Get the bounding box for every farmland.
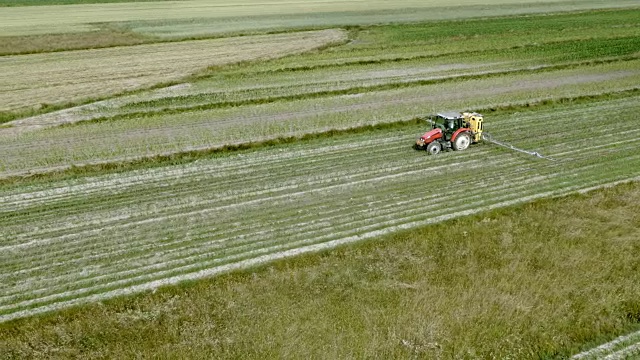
[3,9,640,176]
[2,95,640,321]
[3,62,640,177]
[1,0,640,358]
[0,29,347,115]
[2,0,638,37]
[2,180,639,358]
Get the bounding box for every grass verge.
[1,180,638,359]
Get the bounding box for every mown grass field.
[1,178,639,359]
[3,0,638,37]
[1,1,640,358]
[0,29,346,114]
[2,95,640,322]
[2,9,640,176]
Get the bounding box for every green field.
[2,9,640,176]
[1,0,639,54]
[0,29,346,115]
[2,0,639,37]
[1,0,640,358]
[1,178,639,358]
[2,95,640,321]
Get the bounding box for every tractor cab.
[434,112,465,140]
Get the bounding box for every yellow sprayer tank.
[463,112,483,142]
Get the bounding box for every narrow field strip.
[62,56,639,124]
[5,63,640,141]
[1,97,640,321]
[0,135,408,210]
[0,148,492,249]
[0,143,552,248]
[114,52,640,117]
[0,139,415,238]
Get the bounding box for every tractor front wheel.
[453,132,471,151]
[426,141,441,155]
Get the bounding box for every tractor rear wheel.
[453,132,471,151]
[426,141,441,155]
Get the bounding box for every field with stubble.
[0,30,347,115]
[1,1,639,358]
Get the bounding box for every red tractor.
[414,112,484,155]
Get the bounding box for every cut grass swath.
[1,96,639,322]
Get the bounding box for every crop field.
[3,181,640,358]
[1,0,640,358]
[3,8,639,120]
[2,0,639,56]
[2,61,640,176]
[2,94,640,320]
[0,29,346,114]
[2,0,639,37]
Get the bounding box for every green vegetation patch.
[1,181,638,359]
[230,8,640,72]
